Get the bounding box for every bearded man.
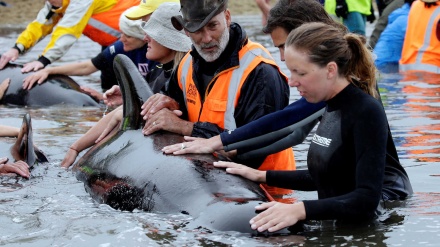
[140,0,294,171]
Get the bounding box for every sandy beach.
[0,0,262,31]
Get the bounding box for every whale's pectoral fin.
[10,113,48,168]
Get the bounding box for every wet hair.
[173,51,187,71]
[263,0,347,34]
[286,22,378,98]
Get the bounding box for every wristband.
[37,55,51,67]
[12,44,22,53]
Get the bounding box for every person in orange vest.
[399,0,440,73]
[0,0,138,74]
[140,0,295,173]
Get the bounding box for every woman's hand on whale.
[0,48,19,69]
[249,201,306,233]
[162,135,223,155]
[0,78,11,99]
[213,161,266,183]
[22,69,50,90]
[21,61,44,73]
[61,148,79,168]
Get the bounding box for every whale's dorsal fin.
[10,113,48,167]
[113,54,155,131]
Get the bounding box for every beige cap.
[125,0,180,20]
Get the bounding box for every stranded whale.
[73,54,282,234]
[0,63,99,107]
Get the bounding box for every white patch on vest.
[138,63,149,76]
[109,45,115,55]
[312,133,332,147]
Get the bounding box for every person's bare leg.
[255,0,271,26]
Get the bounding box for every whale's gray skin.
[72,54,285,234]
[0,63,100,107]
[0,113,48,169]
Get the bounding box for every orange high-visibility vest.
[399,1,440,73]
[177,41,295,171]
[83,0,139,47]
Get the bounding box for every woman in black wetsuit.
[213,22,413,233]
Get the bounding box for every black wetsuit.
[263,84,413,221]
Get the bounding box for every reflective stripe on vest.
[180,55,192,112]
[181,46,275,130]
[224,47,274,130]
[87,18,120,38]
[400,5,440,73]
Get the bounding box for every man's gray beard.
[192,27,230,62]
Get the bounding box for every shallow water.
[0,15,439,246]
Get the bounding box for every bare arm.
[0,125,20,137]
[23,60,98,89]
[51,60,98,76]
[61,106,121,168]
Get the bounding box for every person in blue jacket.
[373,0,415,71]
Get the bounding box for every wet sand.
[0,0,263,32]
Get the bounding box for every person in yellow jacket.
[399,0,440,73]
[324,0,372,35]
[0,0,138,74]
[140,0,295,172]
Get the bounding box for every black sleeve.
[236,118,319,160]
[221,99,325,152]
[266,170,317,191]
[91,52,107,71]
[91,52,117,88]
